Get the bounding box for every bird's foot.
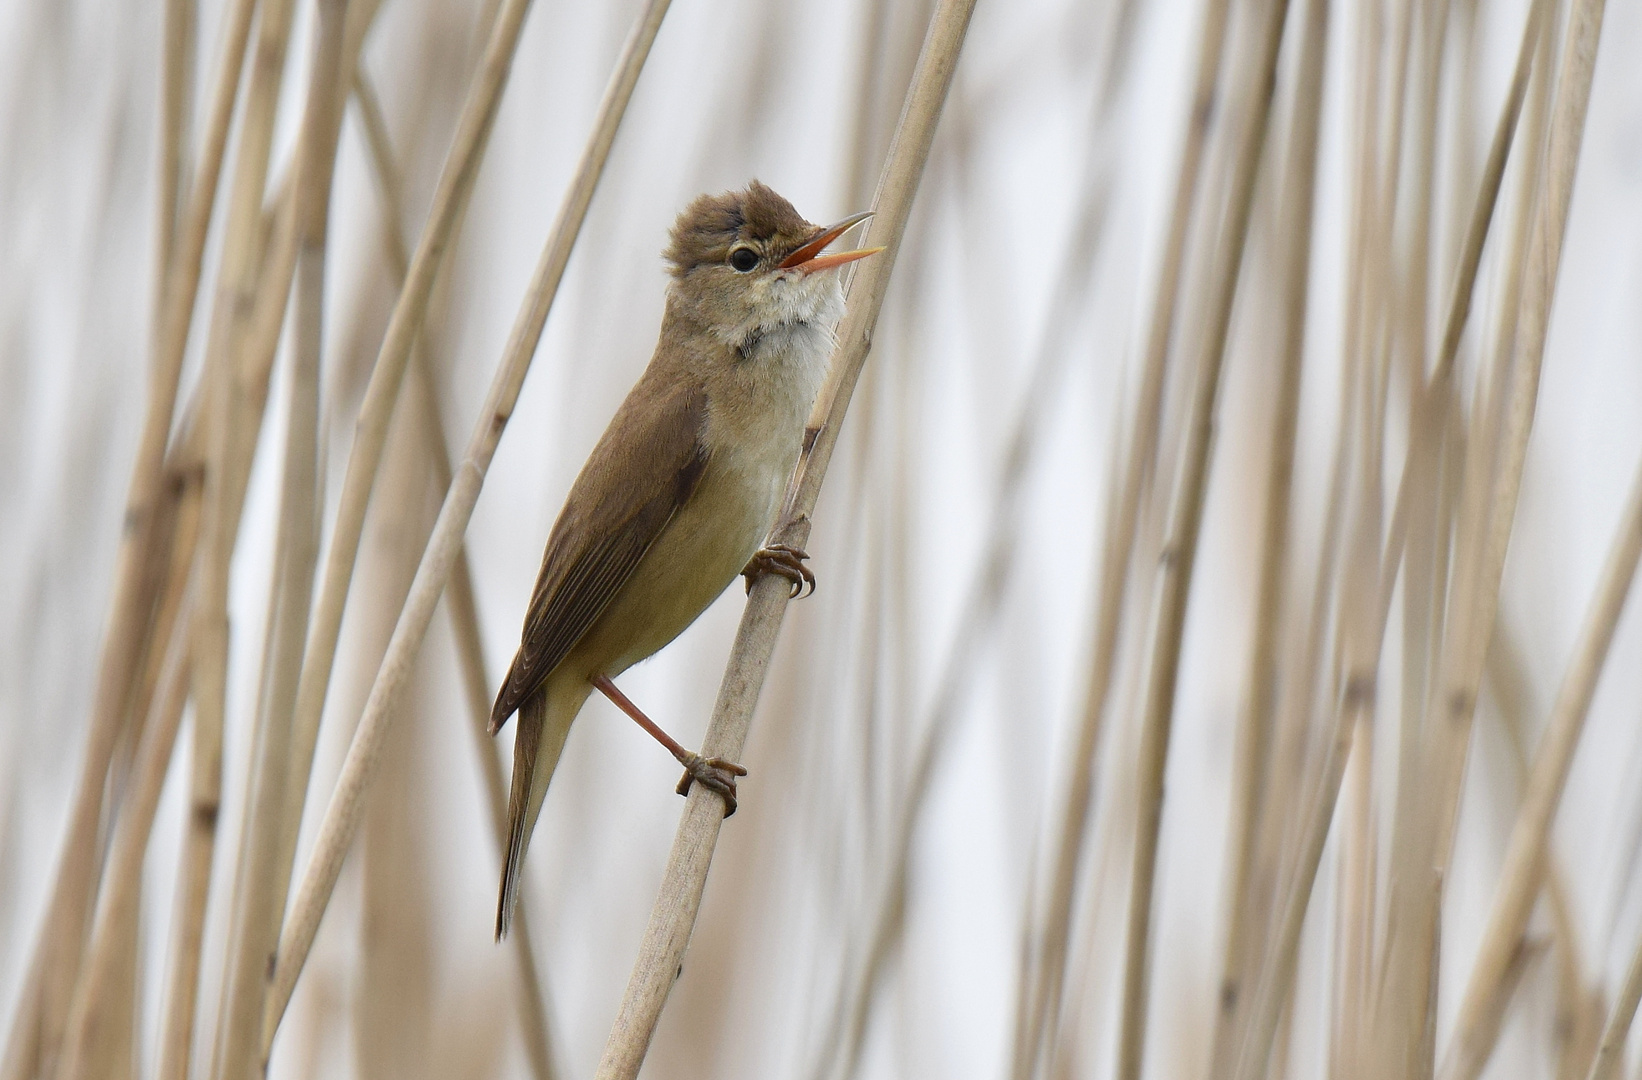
[742,544,815,598]
[675,751,749,817]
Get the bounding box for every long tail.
[496,684,581,940]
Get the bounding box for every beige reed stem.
[1112,0,1293,1067]
[1379,0,1608,1059]
[0,4,255,1075]
[1583,916,1642,1080]
[212,1,353,1077]
[1205,0,1327,1063]
[163,0,301,1073]
[262,0,674,1049]
[1227,0,1557,1064]
[352,63,559,1080]
[271,0,538,936]
[1439,451,1642,1080]
[56,622,191,1080]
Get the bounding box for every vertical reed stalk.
[353,65,559,1079]
[1014,0,1229,1064]
[0,3,257,1075]
[1113,0,1293,1069]
[1485,626,1599,1080]
[161,0,301,1073]
[1206,0,1327,1064]
[1382,0,1606,1059]
[821,154,1111,1080]
[1234,257,1391,1080]
[1439,463,1642,1080]
[156,0,195,330]
[213,1,352,1076]
[272,0,540,923]
[1373,0,1548,1060]
[1003,5,1146,1073]
[1583,924,1642,1080]
[56,624,191,1080]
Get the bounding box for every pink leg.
[592,674,747,816]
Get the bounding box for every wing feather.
[489,377,709,730]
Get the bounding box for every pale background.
[2,0,1642,1077]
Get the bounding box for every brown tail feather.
[496,690,544,940]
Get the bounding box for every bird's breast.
[573,320,832,677]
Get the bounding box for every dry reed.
[5,0,1639,1078]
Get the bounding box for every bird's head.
[663,181,881,353]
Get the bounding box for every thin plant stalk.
[162,0,302,1073]
[1232,0,1551,1060]
[353,65,558,1080]
[1057,25,1240,1033]
[814,157,1108,1080]
[48,452,205,1080]
[439,409,562,1080]
[1376,0,1547,615]
[263,0,674,1046]
[1206,0,1327,1063]
[157,0,196,335]
[0,2,257,1074]
[1002,1,1150,1070]
[1486,624,1600,1080]
[1371,6,1546,1061]
[809,52,1124,1080]
[213,0,352,1076]
[1381,0,1607,1055]
[1234,266,1390,1080]
[1332,686,1378,1080]
[1113,0,1293,1067]
[591,2,977,1075]
[272,0,541,925]
[1583,925,1642,1080]
[56,623,191,1080]
[1439,457,1642,1080]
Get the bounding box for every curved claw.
[742,544,816,599]
[676,752,749,817]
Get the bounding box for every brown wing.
[489,375,710,731]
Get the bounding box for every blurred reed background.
[2,0,1642,1076]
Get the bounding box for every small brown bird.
[488,182,881,938]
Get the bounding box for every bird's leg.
[591,674,747,816]
[742,543,815,598]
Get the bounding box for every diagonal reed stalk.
[1009,0,1219,1056]
[1486,625,1602,1080]
[55,616,192,1080]
[820,136,1113,1080]
[0,2,255,1075]
[1226,0,1556,1064]
[1583,907,1642,1080]
[1203,0,1327,1063]
[590,2,976,1076]
[262,0,675,1051]
[1439,376,1642,1080]
[162,0,303,1073]
[1377,0,1608,1062]
[812,21,1135,1076]
[271,0,538,943]
[211,1,359,1077]
[1112,0,1295,1069]
[352,63,559,1080]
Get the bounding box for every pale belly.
[563,306,832,682]
[563,451,789,679]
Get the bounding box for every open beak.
[779,210,885,274]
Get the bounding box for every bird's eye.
[728,247,759,272]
